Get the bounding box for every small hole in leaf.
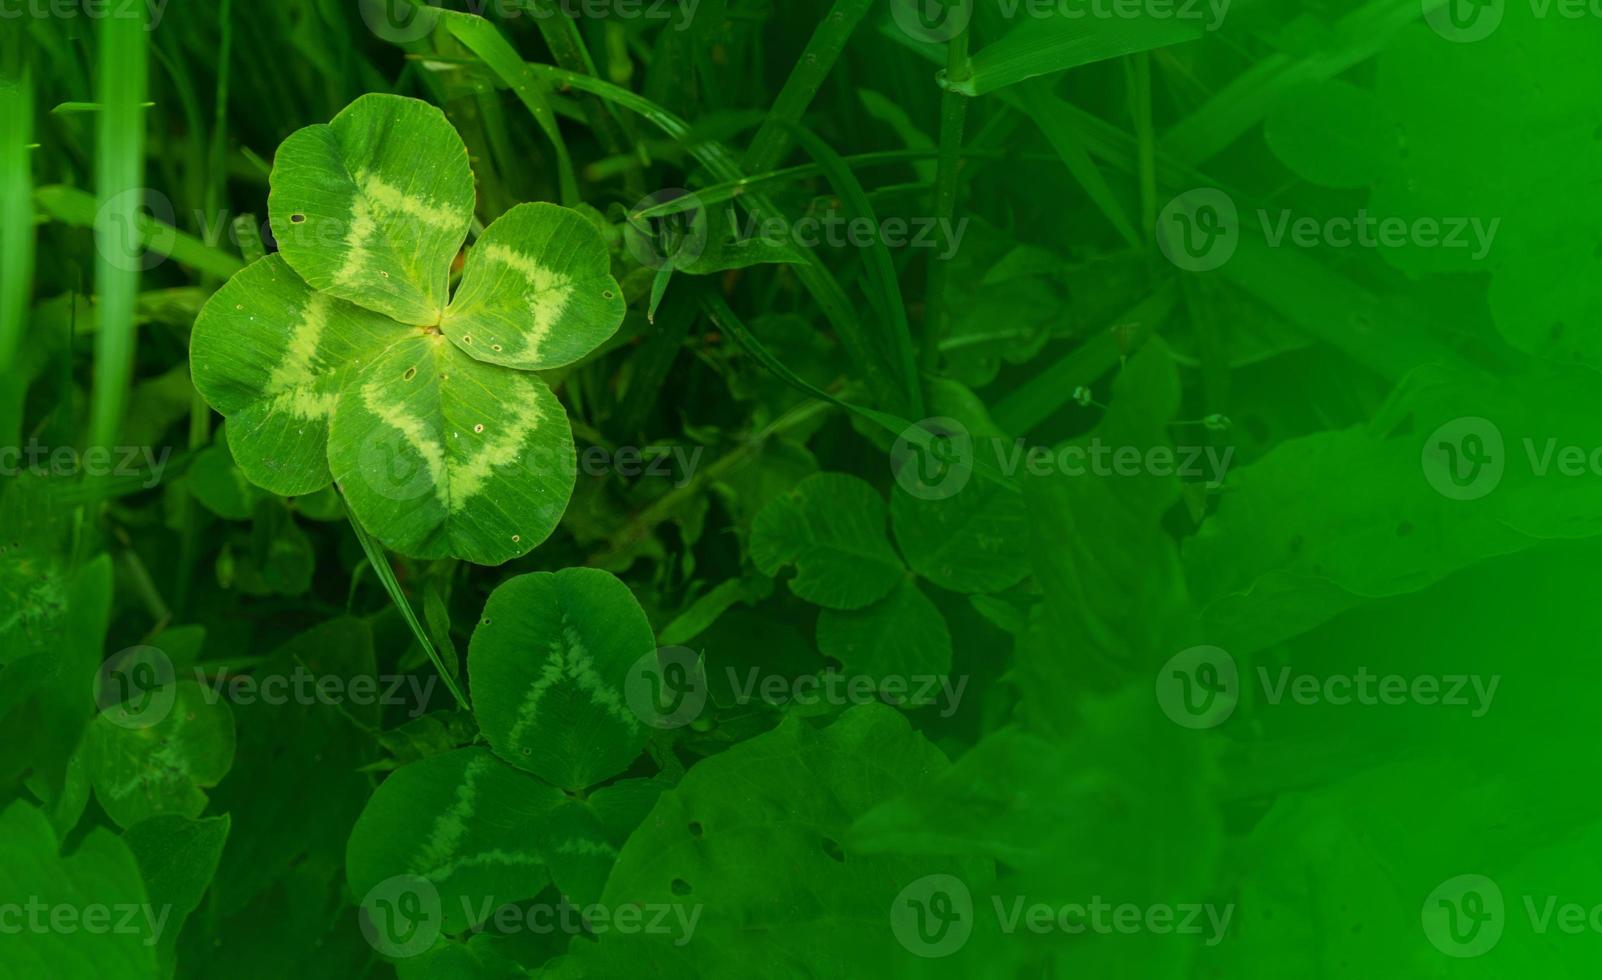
[688,821,704,838]
[474,424,485,434]
[491,344,503,352]
[512,534,521,543]
[603,290,615,300]
[521,747,532,756]
[234,304,244,311]
[289,213,306,224]
[463,335,473,344]
[380,271,390,278]
[821,837,845,863]
[403,367,417,381]
[670,879,691,896]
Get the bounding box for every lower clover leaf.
[190,95,626,565]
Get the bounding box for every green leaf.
[124,814,231,974]
[750,473,904,610]
[346,747,563,936]
[440,203,626,370]
[890,476,1029,596]
[550,705,994,975]
[190,255,406,497]
[466,568,652,790]
[816,578,952,683]
[268,93,473,325]
[0,801,159,979]
[1263,80,1398,189]
[84,681,236,829]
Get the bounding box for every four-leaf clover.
[191,94,626,565]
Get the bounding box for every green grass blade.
[1016,81,1139,248]
[1161,0,1425,165]
[922,27,971,371]
[783,122,922,418]
[90,6,149,460]
[39,185,243,280]
[740,0,876,175]
[952,11,1204,97]
[345,503,470,712]
[0,65,33,447]
[441,10,580,206]
[518,58,913,413]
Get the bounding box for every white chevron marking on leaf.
[359,172,460,230]
[333,194,377,288]
[481,244,573,355]
[506,619,636,750]
[445,374,545,510]
[264,293,337,419]
[362,369,448,505]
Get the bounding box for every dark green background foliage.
[3,0,1601,976]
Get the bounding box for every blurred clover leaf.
[190,94,627,565]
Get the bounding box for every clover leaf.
[191,94,626,565]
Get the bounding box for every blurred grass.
[89,7,149,460]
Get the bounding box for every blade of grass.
[39,185,244,280]
[345,504,470,712]
[516,0,641,188]
[441,10,580,206]
[516,54,914,413]
[1161,0,1429,165]
[704,292,1017,494]
[921,24,971,372]
[1016,80,1139,248]
[740,0,876,175]
[0,65,33,449]
[951,10,1204,97]
[90,6,149,470]
[782,121,922,418]
[991,282,1178,435]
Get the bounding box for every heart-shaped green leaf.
[467,568,653,791]
[749,473,904,610]
[325,334,575,565]
[191,95,626,564]
[441,203,627,370]
[84,680,236,829]
[269,94,474,326]
[190,255,407,496]
[346,747,565,936]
